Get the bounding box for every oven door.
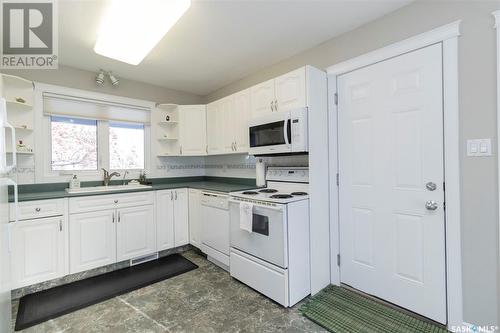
[229,199,288,268]
[248,113,291,155]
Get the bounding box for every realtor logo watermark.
[1,0,58,69]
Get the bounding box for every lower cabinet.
[116,205,155,261]
[11,216,67,288]
[188,189,202,248]
[156,189,189,251]
[69,210,116,274]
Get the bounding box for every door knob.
[426,182,437,191]
[425,200,438,211]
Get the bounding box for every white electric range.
[228,167,311,307]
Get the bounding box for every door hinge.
[334,93,338,106]
[336,173,339,186]
[443,201,446,211]
[337,254,341,266]
[443,182,446,191]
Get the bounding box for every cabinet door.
[11,216,66,288]
[207,101,225,155]
[174,189,189,247]
[188,189,202,248]
[69,210,116,274]
[233,89,251,152]
[116,205,156,261]
[275,67,306,112]
[250,79,275,118]
[179,105,207,156]
[220,96,236,153]
[156,190,175,251]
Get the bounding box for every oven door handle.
[229,198,283,212]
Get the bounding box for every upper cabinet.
[250,67,307,118]
[179,105,207,156]
[207,89,251,155]
[250,79,275,119]
[154,104,207,157]
[275,67,307,112]
[157,66,322,157]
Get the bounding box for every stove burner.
[259,189,278,193]
[291,192,308,196]
[270,194,293,199]
[242,191,259,195]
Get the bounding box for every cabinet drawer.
[69,191,154,214]
[10,199,65,221]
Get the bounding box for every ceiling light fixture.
[94,0,191,65]
[95,69,105,86]
[107,72,120,86]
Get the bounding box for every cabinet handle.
[170,191,173,200]
[270,101,273,111]
[112,212,115,223]
[35,207,41,212]
[206,145,208,154]
[59,220,62,232]
[175,191,178,200]
[275,99,278,111]
[118,211,121,222]
[179,145,182,155]
[234,142,237,151]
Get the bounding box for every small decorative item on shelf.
[165,115,170,122]
[16,140,32,153]
[15,97,26,104]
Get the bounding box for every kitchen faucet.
[102,168,120,186]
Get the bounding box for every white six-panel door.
[338,43,446,323]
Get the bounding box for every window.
[51,116,98,171]
[109,122,145,170]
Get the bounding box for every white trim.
[327,20,461,75]
[493,12,500,311]
[327,21,462,330]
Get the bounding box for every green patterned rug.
[300,285,448,333]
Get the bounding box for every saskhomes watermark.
[1,0,58,69]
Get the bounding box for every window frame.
[108,121,147,172]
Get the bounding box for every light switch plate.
[467,139,492,157]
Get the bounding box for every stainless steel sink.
[65,184,152,194]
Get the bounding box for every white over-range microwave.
[248,107,308,156]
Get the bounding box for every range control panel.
[265,167,309,183]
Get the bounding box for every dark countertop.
[9,177,257,202]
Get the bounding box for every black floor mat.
[15,254,198,331]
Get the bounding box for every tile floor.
[12,250,327,333]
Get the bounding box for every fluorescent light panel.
[94,0,191,65]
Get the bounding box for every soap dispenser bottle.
[70,175,80,189]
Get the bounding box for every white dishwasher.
[200,191,230,270]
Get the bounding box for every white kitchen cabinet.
[275,67,306,112]
[174,189,189,247]
[188,189,202,248]
[232,89,251,152]
[11,216,67,288]
[69,210,116,274]
[156,188,189,250]
[207,100,225,155]
[156,190,175,251]
[250,78,275,118]
[220,97,235,154]
[250,67,308,118]
[116,205,156,261]
[179,105,207,156]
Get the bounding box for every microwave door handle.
[4,122,16,173]
[283,117,291,146]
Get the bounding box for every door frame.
[326,21,463,330]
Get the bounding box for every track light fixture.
[95,69,105,86]
[108,72,120,86]
[95,69,120,87]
